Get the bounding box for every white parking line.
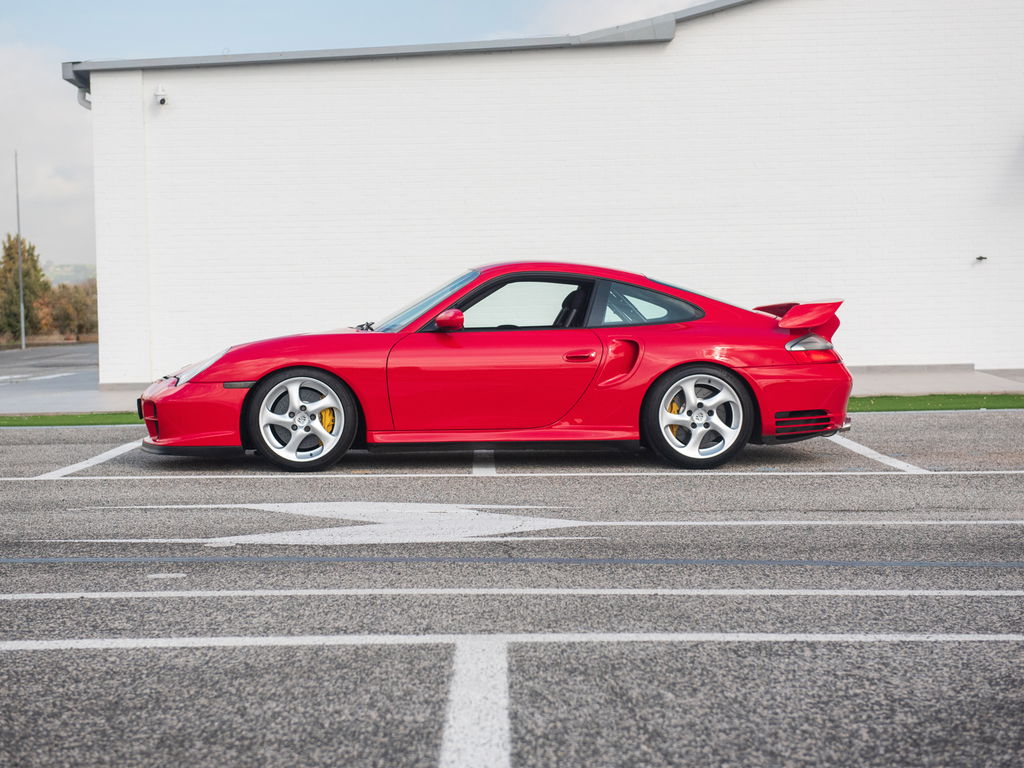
[828,435,930,473]
[33,440,143,479]
[4,469,1024,482]
[4,631,1023,654]
[0,372,78,383]
[25,372,78,381]
[472,450,497,476]
[3,587,1023,601]
[3,630,1022,653]
[440,638,509,768]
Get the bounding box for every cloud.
[525,0,705,35]
[0,44,94,266]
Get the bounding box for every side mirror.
[435,308,464,331]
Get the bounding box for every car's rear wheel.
[643,365,754,469]
[247,368,357,471]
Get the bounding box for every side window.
[593,282,703,327]
[460,279,590,330]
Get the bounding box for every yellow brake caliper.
[320,408,336,435]
[667,399,680,438]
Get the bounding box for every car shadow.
[106,439,862,476]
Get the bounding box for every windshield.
[374,270,479,333]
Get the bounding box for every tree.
[49,279,98,335]
[0,234,52,336]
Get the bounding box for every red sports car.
[138,262,852,471]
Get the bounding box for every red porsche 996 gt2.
[138,262,852,471]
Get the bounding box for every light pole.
[14,151,25,350]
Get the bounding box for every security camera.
[155,86,167,105]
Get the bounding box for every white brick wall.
[91,70,152,383]
[90,0,1024,383]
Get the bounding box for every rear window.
[592,282,703,327]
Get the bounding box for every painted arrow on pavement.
[51,503,595,546]
[44,502,1020,547]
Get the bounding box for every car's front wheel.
[247,367,357,471]
[643,365,754,469]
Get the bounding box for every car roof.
[473,261,654,284]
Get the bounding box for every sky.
[0,0,692,266]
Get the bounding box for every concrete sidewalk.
[848,366,1024,397]
[1,344,1023,414]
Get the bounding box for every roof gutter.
[61,0,759,109]
[61,61,91,110]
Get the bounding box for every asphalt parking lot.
[1,411,1022,767]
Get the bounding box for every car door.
[387,277,603,431]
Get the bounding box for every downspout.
[62,62,92,110]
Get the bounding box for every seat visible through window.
[553,288,588,328]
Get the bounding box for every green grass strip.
[0,412,142,427]
[849,394,1024,412]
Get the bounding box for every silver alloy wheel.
[257,376,344,463]
[658,373,743,460]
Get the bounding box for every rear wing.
[754,301,842,341]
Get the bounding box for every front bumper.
[140,442,245,457]
[138,377,247,451]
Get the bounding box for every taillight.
[786,333,840,363]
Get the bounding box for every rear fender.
[639,361,763,449]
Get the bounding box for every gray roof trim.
[62,0,760,92]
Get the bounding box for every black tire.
[246,367,358,472]
[642,364,754,469]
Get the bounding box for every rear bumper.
[741,362,853,442]
[762,416,851,445]
[138,377,246,450]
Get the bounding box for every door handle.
[563,349,596,362]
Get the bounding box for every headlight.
[174,349,228,385]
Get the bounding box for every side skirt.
[366,439,643,454]
[367,427,637,445]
